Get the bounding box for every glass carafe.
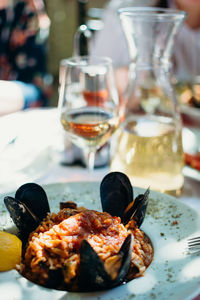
[110,8,186,195]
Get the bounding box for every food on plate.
[4,172,153,292]
[184,152,200,171]
[177,82,200,109]
[0,231,22,271]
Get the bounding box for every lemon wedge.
[0,231,22,271]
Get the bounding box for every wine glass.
[58,55,120,172]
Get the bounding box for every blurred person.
[0,0,52,116]
[168,0,200,81]
[90,0,200,96]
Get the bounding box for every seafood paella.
[3,172,153,292]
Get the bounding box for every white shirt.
[90,0,200,81]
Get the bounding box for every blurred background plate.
[181,104,200,120]
[183,165,200,181]
[182,127,200,181]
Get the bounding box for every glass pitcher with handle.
[110,7,186,195]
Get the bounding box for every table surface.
[0,108,200,300]
[0,108,198,210]
[0,107,199,208]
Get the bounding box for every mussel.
[79,172,150,291]
[100,171,149,227]
[78,234,133,291]
[4,183,50,240]
[4,172,151,292]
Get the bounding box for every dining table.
[0,107,200,300]
[1,107,199,207]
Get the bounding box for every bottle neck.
[127,36,173,71]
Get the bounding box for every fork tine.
[188,237,200,241]
[188,237,200,245]
[188,243,200,248]
[187,236,200,254]
[188,242,200,245]
[188,244,200,250]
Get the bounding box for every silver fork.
[187,236,200,255]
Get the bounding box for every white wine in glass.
[58,56,120,172]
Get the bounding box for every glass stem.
[85,150,96,173]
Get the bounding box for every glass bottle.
[110,8,186,195]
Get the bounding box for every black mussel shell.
[60,201,77,210]
[15,183,50,222]
[4,196,40,240]
[100,172,133,220]
[123,187,150,228]
[78,234,133,292]
[47,269,64,290]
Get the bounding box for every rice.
[19,204,153,291]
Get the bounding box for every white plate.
[0,182,200,300]
[182,127,200,181]
[183,166,200,182]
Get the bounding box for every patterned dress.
[0,0,52,108]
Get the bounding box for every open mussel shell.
[123,187,150,227]
[78,234,133,292]
[4,183,50,241]
[100,172,150,228]
[4,196,40,240]
[15,183,50,222]
[100,172,133,220]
